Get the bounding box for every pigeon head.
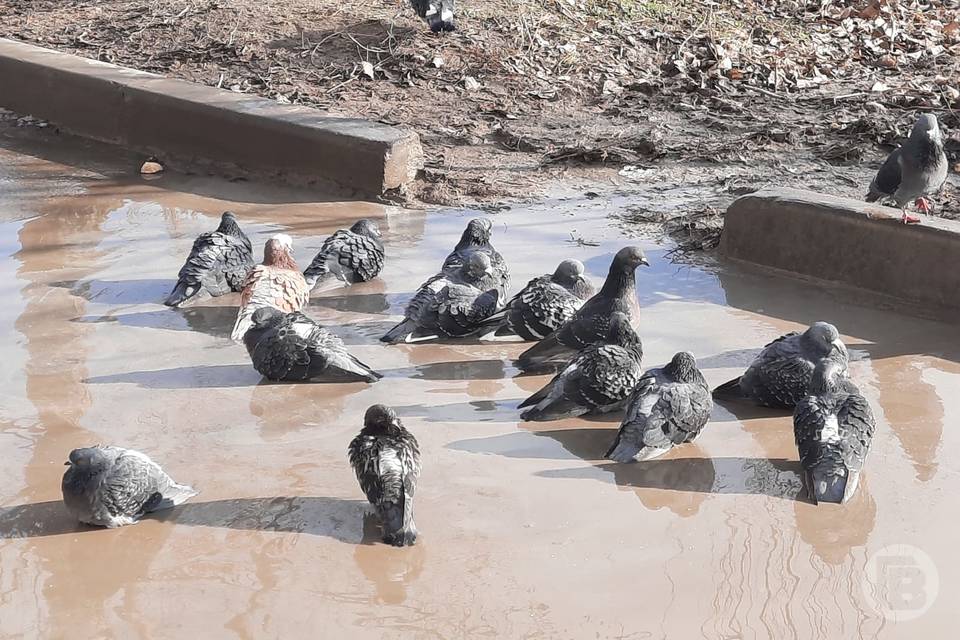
[802,322,847,360]
[65,446,112,471]
[457,218,493,248]
[350,218,381,239]
[363,404,403,434]
[462,252,494,280]
[664,351,703,384]
[911,114,942,144]
[600,246,648,296]
[263,234,299,270]
[807,360,848,395]
[216,211,243,236]
[612,246,649,270]
[250,306,285,329]
[552,259,594,299]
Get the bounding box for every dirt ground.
[3,0,960,231]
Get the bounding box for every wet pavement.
[0,124,958,639]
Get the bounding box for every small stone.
[140,160,164,175]
[464,76,481,91]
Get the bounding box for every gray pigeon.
[794,360,875,504]
[303,219,385,291]
[61,446,197,528]
[410,0,455,32]
[517,246,648,372]
[441,218,509,299]
[866,113,948,223]
[519,312,643,421]
[713,321,849,409]
[244,307,382,383]
[164,211,254,307]
[381,253,501,343]
[606,352,713,463]
[349,405,422,546]
[481,259,595,341]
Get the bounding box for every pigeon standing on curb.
[481,259,595,340]
[519,312,644,421]
[243,307,382,383]
[606,352,713,463]
[441,218,509,299]
[410,0,456,32]
[517,246,648,372]
[381,253,501,343]
[794,360,875,504]
[61,446,197,528]
[303,219,385,292]
[349,405,422,546]
[713,321,849,409]
[866,113,948,224]
[164,211,254,307]
[231,234,310,342]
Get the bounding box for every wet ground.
[0,127,958,639]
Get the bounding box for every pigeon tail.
[805,468,856,505]
[152,483,199,511]
[712,376,745,400]
[520,398,585,422]
[381,318,417,344]
[324,355,383,383]
[163,280,199,307]
[379,500,417,546]
[516,334,571,372]
[231,307,256,342]
[605,438,670,463]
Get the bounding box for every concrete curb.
[0,38,423,196]
[722,188,960,315]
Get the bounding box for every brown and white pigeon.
[303,219,385,292]
[381,253,501,343]
[231,234,310,342]
[410,0,455,32]
[243,307,381,383]
[61,445,197,528]
[866,113,948,224]
[164,211,254,307]
[794,360,875,504]
[349,404,422,546]
[480,259,594,341]
[606,352,713,463]
[519,312,644,421]
[713,322,849,409]
[517,246,648,372]
[441,218,509,299]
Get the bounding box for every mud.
[0,125,958,638]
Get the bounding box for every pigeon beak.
[640,257,650,267]
[63,461,71,466]
[830,339,847,356]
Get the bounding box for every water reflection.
[794,481,878,565]
[353,513,426,605]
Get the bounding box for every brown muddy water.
[0,130,958,639]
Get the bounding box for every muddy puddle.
[0,130,958,638]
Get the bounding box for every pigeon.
[441,218,509,299]
[866,113,948,224]
[480,259,595,340]
[517,246,648,372]
[231,234,310,342]
[410,0,455,32]
[349,404,422,546]
[713,321,849,409]
[163,211,254,307]
[61,445,197,528]
[605,352,713,462]
[381,252,501,343]
[519,312,644,421]
[303,219,385,292]
[794,360,875,504]
[243,307,381,383]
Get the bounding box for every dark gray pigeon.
[244,307,381,383]
[794,360,875,504]
[713,321,849,409]
[866,113,948,223]
[481,259,595,341]
[441,218,509,299]
[61,445,197,528]
[410,0,455,32]
[303,219,385,292]
[517,246,648,372]
[381,253,501,343]
[349,404,422,546]
[164,211,254,307]
[519,312,644,421]
[606,352,713,463]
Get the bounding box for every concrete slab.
[722,187,960,315]
[0,38,423,196]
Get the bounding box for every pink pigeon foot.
[901,210,921,224]
[914,197,932,213]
